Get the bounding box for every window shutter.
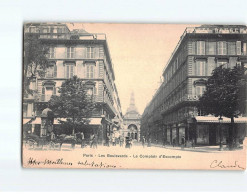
[223,42,227,55]
[70,65,74,78]
[54,64,57,78]
[204,61,208,76]
[66,47,69,58]
[66,66,69,79]
[53,87,56,95]
[236,41,241,55]
[42,87,45,94]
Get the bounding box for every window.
[207,42,216,55]
[46,64,57,78]
[48,47,55,58]
[196,86,206,97]
[86,47,94,58]
[197,41,205,55]
[243,42,247,55]
[65,64,75,79]
[67,47,75,58]
[86,63,95,78]
[228,42,236,55]
[195,61,207,76]
[86,88,93,98]
[217,41,227,55]
[236,41,241,55]
[217,60,228,68]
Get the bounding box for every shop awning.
[30,117,41,124]
[89,118,102,125]
[23,118,32,124]
[195,116,247,123]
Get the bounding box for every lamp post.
[218,116,223,151]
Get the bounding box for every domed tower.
[123,92,141,141]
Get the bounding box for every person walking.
[181,136,185,150]
[141,136,146,148]
[80,131,85,148]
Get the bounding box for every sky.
[67,23,200,115]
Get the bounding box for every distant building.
[23,23,123,144]
[141,25,247,146]
[122,92,141,141]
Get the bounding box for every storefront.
[194,116,247,146]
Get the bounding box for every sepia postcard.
[22,23,247,170]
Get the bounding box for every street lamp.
[218,116,223,151]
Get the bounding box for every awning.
[89,118,102,125]
[29,117,41,124]
[195,116,247,123]
[23,118,32,124]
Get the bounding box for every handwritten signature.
[210,160,245,170]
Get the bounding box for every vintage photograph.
[22,23,247,170]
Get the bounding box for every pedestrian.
[141,136,146,148]
[119,136,124,147]
[172,137,176,147]
[181,136,185,149]
[80,131,85,148]
[106,135,110,147]
[147,137,151,147]
[162,137,166,148]
[191,138,195,148]
[112,136,116,146]
[90,134,95,148]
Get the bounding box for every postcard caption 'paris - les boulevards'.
[22,23,247,170]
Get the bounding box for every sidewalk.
[150,143,243,153]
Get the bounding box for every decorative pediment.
[193,79,207,86]
[84,80,95,86]
[42,80,56,86]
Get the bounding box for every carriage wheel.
[27,139,37,149]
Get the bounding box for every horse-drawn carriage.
[24,133,85,150]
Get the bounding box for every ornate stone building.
[23,23,123,144]
[122,92,141,141]
[141,25,247,146]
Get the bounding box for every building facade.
[122,92,141,141]
[23,23,123,144]
[141,25,247,146]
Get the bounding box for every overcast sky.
[67,23,200,115]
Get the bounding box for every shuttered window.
[197,41,205,55]
[207,42,216,55]
[86,63,95,78]
[236,41,241,55]
[243,42,247,55]
[48,47,56,58]
[86,47,94,58]
[65,64,75,79]
[217,41,227,55]
[195,61,207,76]
[227,42,236,55]
[67,47,75,58]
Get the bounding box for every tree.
[48,76,95,135]
[198,64,246,149]
[23,27,49,96]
